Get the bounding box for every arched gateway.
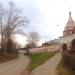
[70,39,75,51]
[62,43,67,51]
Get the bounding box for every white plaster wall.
[59,34,75,50]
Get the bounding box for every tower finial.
[69,6,71,16]
[69,11,71,16]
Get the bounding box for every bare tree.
[0,1,29,53]
[0,4,5,51]
[26,31,40,48]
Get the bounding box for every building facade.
[59,11,75,50]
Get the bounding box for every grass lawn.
[27,52,56,71]
[58,60,75,75]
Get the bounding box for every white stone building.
[59,11,75,50]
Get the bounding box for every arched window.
[70,39,75,52]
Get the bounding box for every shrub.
[62,50,75,70]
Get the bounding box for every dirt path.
[0,55,30,75]
[30,52,62,75]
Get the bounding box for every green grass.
[58,60,75,75]
[27,52,56,71]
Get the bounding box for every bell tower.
[63,11,75,36]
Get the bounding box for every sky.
[0,0,75,46]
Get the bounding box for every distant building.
[42,39,59,47]
[42,42,51,47]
